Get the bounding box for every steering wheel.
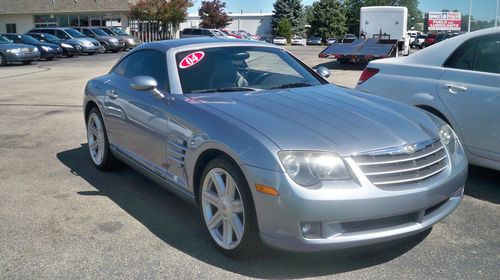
[253,72,273,85]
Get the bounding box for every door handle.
[446,84,467,94]
[106,89,119,99]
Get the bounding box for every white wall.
[178,13,273,38]
[0,14,34,33]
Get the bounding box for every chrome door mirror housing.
[316,66,331,78]
[130,76,164,100]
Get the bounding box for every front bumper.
[5,51,41,62]
[40,49,62,59]
[108,41,126,51]
[80,45,101,53]
[243,150,467,252]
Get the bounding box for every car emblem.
[403,144,417,154]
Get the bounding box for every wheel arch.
[84,100,99,123]
[415,104,451,126]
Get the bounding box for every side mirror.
[130,76,164,100]
[316,66,331,78]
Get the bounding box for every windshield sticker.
[179,51,205,69]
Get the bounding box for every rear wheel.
[86,107,121,170]
[199,157,260,258]
[100,43,108,53]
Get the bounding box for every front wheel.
[86,107,121,170]
[199,157,260,258]
[0,54,6,66]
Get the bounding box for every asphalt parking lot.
[0,46,499,279]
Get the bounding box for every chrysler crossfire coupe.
[83,38,467,257]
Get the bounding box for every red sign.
[428,12,461,31]
[179,51,205,69]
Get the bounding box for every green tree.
[309,0,347,39]
[276,18,293,42]
[198,0,231,29]
[304,4,314,25]
[345,0,363,36]
[272,0,306,36]
[129,0,193,37]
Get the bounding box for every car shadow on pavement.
[313,60,366,71]
[464,166,500,204]
[57,144,431,279]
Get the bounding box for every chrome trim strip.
[371,165,448,186]
[356,145,445,166]
[364,155,448,176]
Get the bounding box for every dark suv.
[180,28,219,38]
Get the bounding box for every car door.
[437,33,500,162]
[104,49,170,176]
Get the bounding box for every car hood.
[74,37,99,44]
[97,35,120,41]
[193,84,440,156]
[0,43,38,51]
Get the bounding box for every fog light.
[301,222,322,239]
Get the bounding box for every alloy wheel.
[201,168,245,250]
[87,112,105,165]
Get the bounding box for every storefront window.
[79,14,89,26]
[58,15,69,27]
[90,14,103,26]
[69,15,79,27]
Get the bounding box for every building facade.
[0,0,132,34]
[179,13,273,38]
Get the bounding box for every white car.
[291,36,305,46]
[356,27,500,171]
[272,36,287,45]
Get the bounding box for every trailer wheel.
[338,58,349,65]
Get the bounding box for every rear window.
[182,29,192,35]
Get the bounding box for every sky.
[188,0,499,21]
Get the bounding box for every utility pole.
[468,0,472,32]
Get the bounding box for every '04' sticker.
[179,51,205,69]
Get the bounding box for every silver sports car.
[83,38,467,257]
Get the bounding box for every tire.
[88,52,95,55]
[66,54,74,58]
[22,60,32,65]
[47,57,54,61]
[0,53,6,66]
[338,58,349,65]
[199,157,260,258]
[86,107,122,171]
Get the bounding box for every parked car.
[218,29,238,39]
[326,38,337,45]
[307,37,323,45]
[272,36,287,45]
[291,36,305,45]
[28,27,101,55]
[411,34,427,48]
[76,27,125,53]
[181,28,221,39]
[83,38,466,257]
[99,27,142,50]
[2,33,61,60]
[25,33,81,57]
[0,35,40,65]
[423,33,437,47]
[407,30,422,45]
[356,27,500,171]
[343,34,357,41]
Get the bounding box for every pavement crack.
[0,61,60,80]
[0,103,82,108]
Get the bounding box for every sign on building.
[428,12,461,31]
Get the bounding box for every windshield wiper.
[191,87,260,93]
[270,82,313,90]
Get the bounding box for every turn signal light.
[255,184,279,196]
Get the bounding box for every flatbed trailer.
[318,37,401,64]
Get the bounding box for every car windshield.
[112,28,129,36]
[100,28,116,36]
[20,35,40,44]
[33,33,61,42]
[93,28,109,36]
[176,46,324,94]
[0,35,10,44]
[65,28,86,38]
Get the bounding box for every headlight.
[278,151,350,186]
[61,43,73,48]
[41,46,52,51]
[80,41,92,47]
[6,48,22,54]
[109,38,118,43]
[439,124,458,154]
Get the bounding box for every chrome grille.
[353,140,448,187]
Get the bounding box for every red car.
[424,34,437,47]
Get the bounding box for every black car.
[26,33,80,57]
[2,33,62,60]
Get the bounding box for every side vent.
[167,139,187,167]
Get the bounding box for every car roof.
[132,37,275,53]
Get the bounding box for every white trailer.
[360,6,410,56]
[319,6,411,63]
